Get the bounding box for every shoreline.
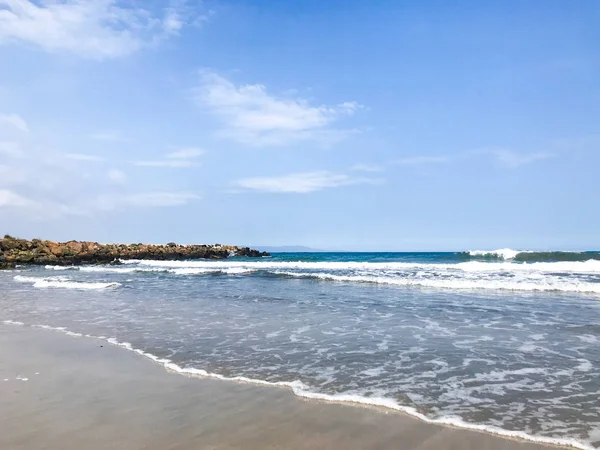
[1,320,582,450]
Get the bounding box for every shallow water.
[1,251,599,448]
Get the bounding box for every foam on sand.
[1,319,593,450]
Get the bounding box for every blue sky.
[0,0,598,251]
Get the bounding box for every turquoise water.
[1,250,600,448]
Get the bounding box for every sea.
[1,249,600,449]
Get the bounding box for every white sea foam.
[44,265,77,271]
[2,320,25,326]
[3,319,594,450]
[34,324,85,337]
[271,271,600,294]
[44,265,257,276]
[468,249,525,259]
[117,258,600,274]
[169,267,256,275]
[80,266,144,274]
[360,367,386,377]
[575,359,593,372]
[41,258,600,299]
[46,265,162,274]
[14,275,120,290]
[577,335,598,344]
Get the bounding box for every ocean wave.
[43,265,255,276]
[45,265,165,274]
[466,249,600,262]
[270,271,600,294]
[37,259,600,294]
[170,267,256,275]
[2,320,593,450]
[467,248,526,260]
[121,259,600,274]
[44,265,78,271]
[14,275,120,290]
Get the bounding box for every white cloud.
[0,188,34,208]
[98,191,200,209]
[90,131,125,142]
[390,150,552,170]
[0,188,83,219]
[107,169,127,183]
[124,192,199,207]
[194,71,362,147]
[0,0,206,59]
[0,119,202,220]
[393,156,449,165]
[480,148,553,168]
[166,147,205,159]
[236,171,378,193]
[135,146,204,168]
[0,113,28,132]
[64,153,105,162]
[351,163,385,172]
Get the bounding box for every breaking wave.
[14,275,120,290]
[466,249,600,262]
[269,271,600,294]
[35,258,600,295]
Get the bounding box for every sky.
[0,0,599,251]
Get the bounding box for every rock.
[0,236,269,269]
[50,246,64,256]
[66,241,83,253]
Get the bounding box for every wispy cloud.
[0,0,208,59]
[392,155,449,165]
[478,148,554,168]
[107,169,127,184]
[124,192,200,207]
[134,146,204,168]
[350,163,385,173]
[0,188,86,219]
[98,192,200,209]
[166,147,205,159]
[0,188,35,208]
[389,150,552,170]
[0,116,201,220]
[236,171,379,193]
[0,113,28,132]
[64,153,105,162]
[90,131,125,142]
[194,70,362,147]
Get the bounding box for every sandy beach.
[0,324,564,450]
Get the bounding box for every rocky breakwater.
[0,235,269,269]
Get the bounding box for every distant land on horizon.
[251,245,328,253]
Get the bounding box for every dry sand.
[0,324,563,450]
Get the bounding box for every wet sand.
[0,324,562,450]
